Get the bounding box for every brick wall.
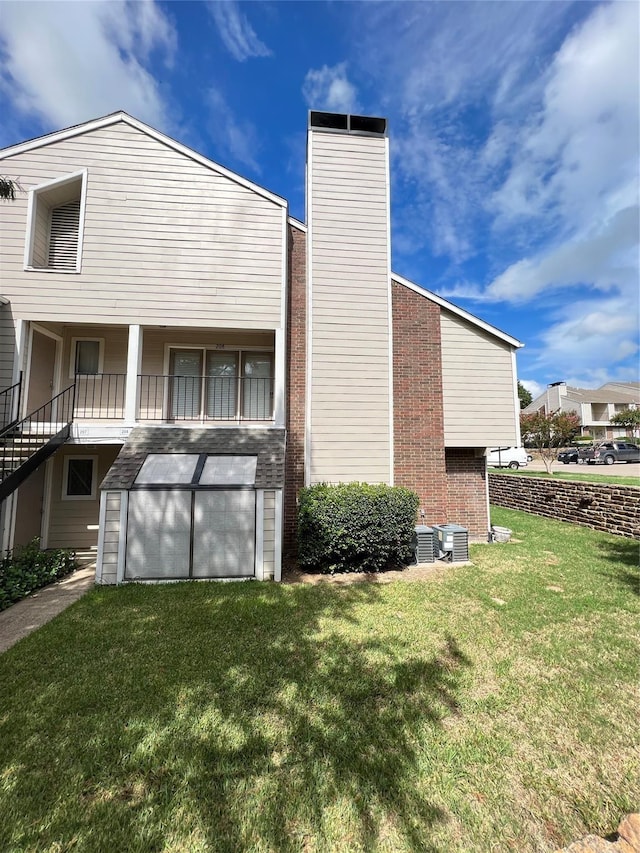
[391,281,449,526]
[284,224,306,552]
[446,449,489,540]
[284,268,496,551]
[489,474,640,539]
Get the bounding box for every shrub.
[297,483,420,574]
[0,539,77,611]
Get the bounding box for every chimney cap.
[309,111,387,137]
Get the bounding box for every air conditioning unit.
[413,525,435,563]
[432,524,469,562]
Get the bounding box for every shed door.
[193,491,255,578]
[126,490,191,579]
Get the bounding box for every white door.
[192,491,255,577]
[242,353,272,420]
[126,490,192,579]
[170,350,202,420]
[206,352,238,419]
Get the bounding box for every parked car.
[487,447,529,469]
[557,447,579,464]
[579,441,640,465]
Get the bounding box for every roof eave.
[391,273,523,349]
[0,111,288,209]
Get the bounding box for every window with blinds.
[25,169,86,273]
[48,200,81,269]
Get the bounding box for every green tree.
[517,381,532,409]
[520,410,580,473]
[610,407,640,437]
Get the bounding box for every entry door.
[27,330,58,414]
[242,353,272,420]
[170,350,202,420]
[192,491,255,577]
[206,352,238,419]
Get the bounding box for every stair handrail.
[0,373,22,432]
[0,383,76,440]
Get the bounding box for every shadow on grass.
[0,581,471,852]
[596,538,640,596]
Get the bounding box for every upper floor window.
[70,337,104,377]
[24,170,87,273]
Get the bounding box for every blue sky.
[1,0,638,398]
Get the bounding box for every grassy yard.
[489,467,639,487]
[0,508,638,853]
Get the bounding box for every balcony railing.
[138,374,274,421]
[74,373,126,419]
[70,374,274,422]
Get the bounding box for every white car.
[486,446,530,469]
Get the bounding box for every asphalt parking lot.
[521,459,640,479]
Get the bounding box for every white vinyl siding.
[262,490,276,580]
[99,491,122,585]
[0,303,16,390]
[47,445,121,549]
[440,310,518,447]
[1,121,284,328]
[309,131,391,484]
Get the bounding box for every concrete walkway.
[0,564,95,654]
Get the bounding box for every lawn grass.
[490,467,639,487]
[0,507,638,853]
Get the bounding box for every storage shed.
[95,427,285,583]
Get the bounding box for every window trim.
[69,337,105,378]
[24,169,88,273]
[164,343,275,422]
[62,455,98,501]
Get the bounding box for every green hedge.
[0,539,77,611]
[297,483,420,574]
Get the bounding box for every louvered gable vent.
[48,200,81,269]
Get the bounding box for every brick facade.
[283,224,306,552]
[391,281,449,525]
[446,449,489,540]
[284,259,494,553]
[489,473,640,539]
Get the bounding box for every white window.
[70,338,104,377]
[167,347,273,421]
[24,170,87,273]
[62,456,97,500]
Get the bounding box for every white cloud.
[490,1,639,234]
[487,205,639,302]
[0,0,176,130]
[206,88,261,174]
[207,1,271,62]
[530,294,639,379]
[302,63,359,113]
[349,2,639,389]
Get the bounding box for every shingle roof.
[100,427,286,491]
[564,386,639,404]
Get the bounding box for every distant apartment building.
[524,381,640,439]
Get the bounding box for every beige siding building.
[0,110,522,582]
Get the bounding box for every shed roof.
[101,427,286,491]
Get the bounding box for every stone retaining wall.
[489,474,640,539]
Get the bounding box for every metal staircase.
[0,384,76,502]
